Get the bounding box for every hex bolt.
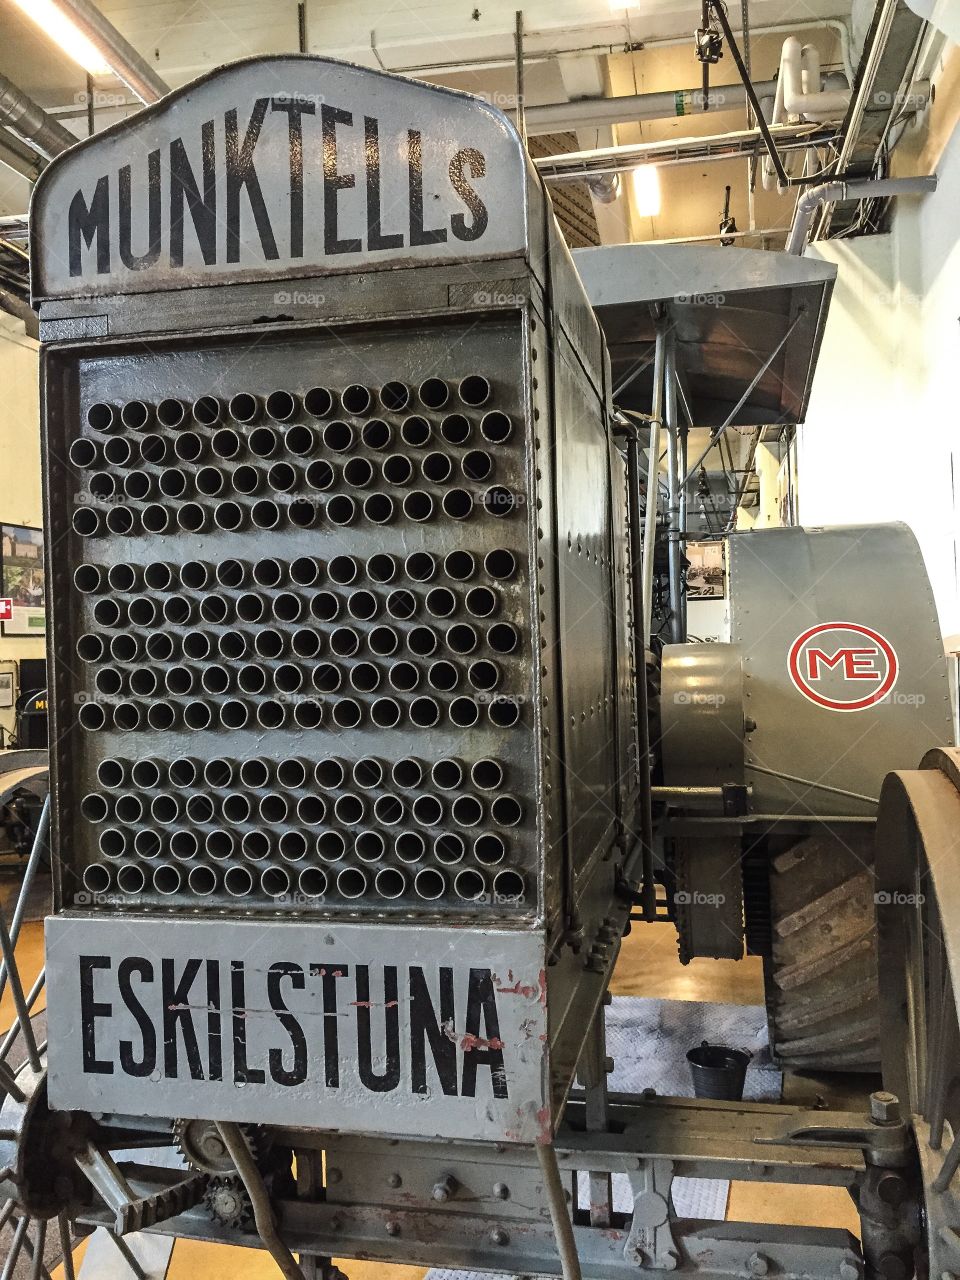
[870,1091,901,1124]
[385,1220,401,1237]
[386,1172,402,1188]
[490,1228,509,1247]
[432,1174,458,1203]
[748,1253,770,1277]
[492,1182,510,1200]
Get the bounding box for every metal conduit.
[0,73,75,157]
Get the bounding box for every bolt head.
[840,1260,861,1280]
[490,1227,509,1246]
[749,1252,770,1276]
[870,1091,901,1124]
[386,1172,401,1188]
[492,1181,510,1200]
[385,1220,401,1237]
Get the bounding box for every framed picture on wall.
[1,525,45,637]
[685,540,726,599]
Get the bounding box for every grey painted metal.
[47,915,549,1142]
[663,332,684,644]
[660,644,744,788]
[30,56,539,303]
[729,523,953,817]
[74,1092,896,1275]
[641,326,666,642]
[51,0,169,105]
[36,52,635,1160]
[0,73,76,158]
[576,244,836,428]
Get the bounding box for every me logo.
[787,621,898,713]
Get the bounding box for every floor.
[0,910,857,1279]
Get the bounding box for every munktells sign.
[31,57,530,300]
[45,917,550,1143]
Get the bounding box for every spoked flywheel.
[876,746,960,1280]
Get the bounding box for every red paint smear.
[459,1033,505,1052]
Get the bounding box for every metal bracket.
[624,1157,680,1270]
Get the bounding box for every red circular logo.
[787,621,898,713]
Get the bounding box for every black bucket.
[686,1041,751,1100]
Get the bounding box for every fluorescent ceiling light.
[10,0,112,76]
[632,164,661,217]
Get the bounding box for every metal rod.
[537,1143,583,1280]
[1,1215,29,1280]
[48,0,169,103]
[105,1230,149,1280]
[623,427,656,921]
[514,11,526,145]
[0,968,44,1062]
[58,1213,76,1280]
[216,1122,306,1280]
[743,761,878,806]
[0,794,49,1008]
[536,121,837,181]
[641,321,667,643]
[682,311,804,486]
[664,333,685,644]
[25,1218,49,1280]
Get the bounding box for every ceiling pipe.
[786,174,937,253]
[0,72,75,157]
[535,121,837,182]
[0,128,47,182]
[369,16,856,85]
[53,0,169,104]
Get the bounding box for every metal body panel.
[35,55,637,1149]
[729,524,953,816]
[46,914,549,1143]
[660,643,744,788]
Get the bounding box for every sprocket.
[204,1174,254,1232]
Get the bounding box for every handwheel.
[876,747,960,1280]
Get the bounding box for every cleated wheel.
[875,747,960,1279]
[763,830,881,1072]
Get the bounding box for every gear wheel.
[174,1118,263,1175]
[204,1174,254,1232]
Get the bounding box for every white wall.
[798,109,960,641]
